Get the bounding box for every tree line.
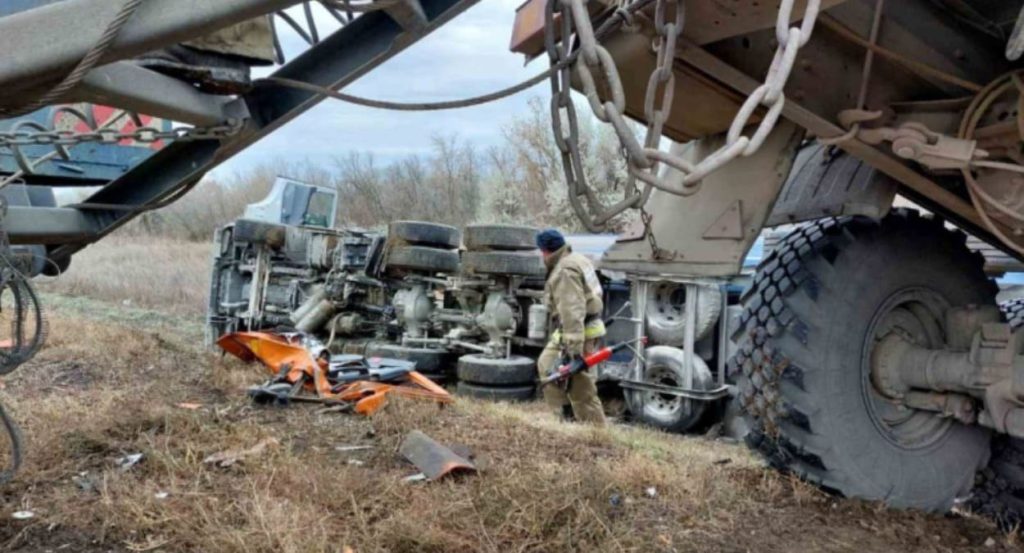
[125,98,634,240]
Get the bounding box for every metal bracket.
[618,380,732,401]
[74,62,247,126]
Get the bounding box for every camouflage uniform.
[537,245,607,425]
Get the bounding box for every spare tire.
[386,246,459,274]
[457,354,535,386]
[456,382,535,402]
[464,224,539,251]
[389,221,460,248]
[462,251,544,277]
[643,282,722,345]
[624,346,713,433]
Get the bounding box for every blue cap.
[536,228,566,253]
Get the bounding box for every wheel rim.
[861,287,953,450]
[649,283,686,327]
[643,364,690,419]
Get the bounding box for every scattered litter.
[984,537,996,548]
[335,445,374,453]
[399,430,476,481]
[645,487,657,498]
[176,402,202,410]
[154,492,170,500]
[402,473,428,483]
[72,472,95,493]
[12,511,34,520]
[115,453,144,471]
[609,493,623,507]
[203,437,280,468]
[712,458,732,466]
[347,459,365,466]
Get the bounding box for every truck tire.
[456,354,535,386]
[365,343,453,381]
[389,221,460,248]
[386,246,459,274]
[643,282,722,345]
[1001,298,1024,330]
[456,381,535,402]
[464,224,538,251]
[968,436,1024,530]
[625,346,714,433]
[461,251,544,277]
[729,212,995,512]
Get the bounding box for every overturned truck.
[207,177,737,429]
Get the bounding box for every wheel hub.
[863,288,954,450]
[643,364,691,417]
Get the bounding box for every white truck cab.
[243,176,338,229]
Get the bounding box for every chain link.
[0,120,242,150]
[551,0,821,240]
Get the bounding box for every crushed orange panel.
[217,331,451,415]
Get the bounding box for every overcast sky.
[213,0,546,178]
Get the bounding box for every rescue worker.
[536,229,607,426]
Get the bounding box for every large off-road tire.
[365,343,453,381]
[386,246,459,274]
[1001,298,1024,330]
[729,212,995,512]
[642,282,722,345]
[456,382,535,402]
[464,224,539,251]
[968,436,1024,530]
[388,221,460,248]
[625,346,714,433]
[461,251,545,277]
[456,354,536,386]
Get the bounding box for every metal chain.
[552,0,821,234]
[0,120,242,149]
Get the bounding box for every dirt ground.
[0,294,1019,552]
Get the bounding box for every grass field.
[0,235,1020,551]
[35,234,213,315]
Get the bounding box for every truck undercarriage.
[4,0,1024,526]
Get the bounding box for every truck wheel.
[625,346,713,433]
[643,282,722,345]
[456,382,535,402]
[386,246,459,274]
[456,354,535,386]
[1001,298,1024,330]
[729,212,995,512]
[461,251,545,277]
[464,224,539,251]
[365,343,453,381]
[388,221,460,248]
[968,436,1024,530]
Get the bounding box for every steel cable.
[0,400,22,486]
[259,63,565,111]
[0,0,144,118]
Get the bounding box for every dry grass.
[36,233,213,315]
[0,304,1018,552]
